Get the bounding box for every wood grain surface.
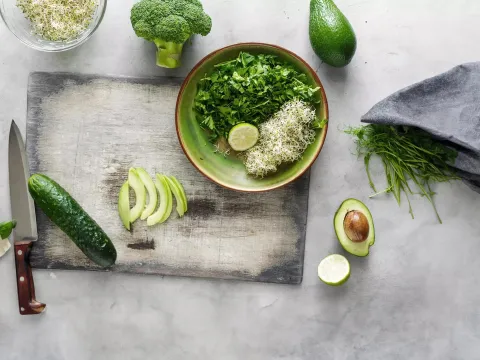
[26,72,310,284]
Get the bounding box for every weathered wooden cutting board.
[26,72,311,284]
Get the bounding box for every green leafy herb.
[194,52,321,141]
[346,125,459,223]
[0,220,17,240]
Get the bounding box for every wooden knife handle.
[14,241,46,315]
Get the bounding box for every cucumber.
[28,174,117,267]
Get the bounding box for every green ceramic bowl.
[176,43,329,192]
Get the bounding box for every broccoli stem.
[154,39,185,69]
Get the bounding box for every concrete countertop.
[1,1,479,359]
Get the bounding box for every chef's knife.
[8,120,46,315]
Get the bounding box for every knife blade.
[8,120,46,315]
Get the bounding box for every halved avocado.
[334,198,375,257]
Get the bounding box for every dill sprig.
[346,124,459,223]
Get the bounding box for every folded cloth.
[361,62,480,192]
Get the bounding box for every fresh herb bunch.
[194,52,321,141]
[346,124,459,223]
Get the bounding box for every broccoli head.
[131,0,212,68]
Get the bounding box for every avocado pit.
[343,210,369,242]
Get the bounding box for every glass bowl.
[0,0,107,52]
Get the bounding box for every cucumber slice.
[128,168,146,223]
[147,174,172,226]
[165,176,187,216]
[118,181,130,230]
[136,168,158,220]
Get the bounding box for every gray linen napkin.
[361,62,480,192]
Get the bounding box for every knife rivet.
[17,250,23,256]
[20,307,25,312]
[20,276,25,282]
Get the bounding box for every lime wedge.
[228,123,259,151]
[318,254,350,286]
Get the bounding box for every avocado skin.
[309,0,357,67]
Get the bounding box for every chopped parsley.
[194,52,321,141]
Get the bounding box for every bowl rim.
[176,42,329,192]
[0,0,107,52]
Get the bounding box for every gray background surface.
[1,1,479,359]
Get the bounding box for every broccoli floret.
[131,0,212,68]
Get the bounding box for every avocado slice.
[334,199,374,257]
[309,0,357,67]
[136,168,158,220]
[146,174,172,226]
[118,181,130,230]
[128,168,146,223]
[165,176,187,217]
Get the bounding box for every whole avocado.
[309,0,357,67]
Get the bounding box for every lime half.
[318,254,350,286]
[228,123,259,151]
